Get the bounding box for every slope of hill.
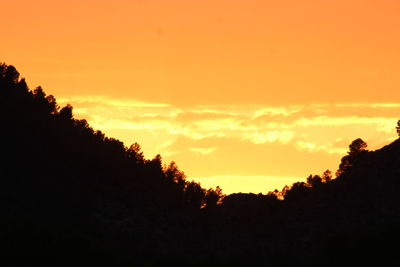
[1,63,400,266]
[0,63,223,265]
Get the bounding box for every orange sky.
[2,0,400,194]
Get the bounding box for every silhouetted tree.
[283,182,310,200]
[204,186,223,209]
[184,181,206,209]
[322,169,332,183]
[336,138,368,176]
[307,175,323,188]
[165,161,186,187]
[397,120,400,137]
[58,104,73,121]
[280,185,290,199]
[349,138,368,154]
[127,142,145,164]
[32,86,58,114]
[3,64,20,83]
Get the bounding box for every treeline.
[2,63,400,266]
[0,63,223,210]
[1,63,224,265]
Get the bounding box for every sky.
[2,0,400,194]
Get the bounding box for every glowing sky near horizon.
[2,0,400,194]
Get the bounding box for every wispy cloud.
[58,95,400,189]
[252,106,302,119]
[61,96,399,151]
[295,141,347,155]
[245,131,294,144]
[334,103,400,108]
[58,95,170,108]
[294,116,397,127]
[190,147,218,155]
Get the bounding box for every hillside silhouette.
[1,63,400,266]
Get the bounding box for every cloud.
[72,107,88,115]
[245,131,294,144]
[189,147,218,155]
[58,95,400,160]
[176,109,239,121]
[334,103,400,108]
[57,95,170,108]
[89,116,174,131]
[252,106,302,119]
[294,116,397,127]
[295,141,347,155]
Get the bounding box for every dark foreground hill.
[1,63,400,266]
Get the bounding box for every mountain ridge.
[1,63,400,266]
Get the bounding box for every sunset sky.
[3,0,400,194]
